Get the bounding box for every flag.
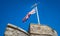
[22,7,36,22]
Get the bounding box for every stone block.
[30,23,58,36]
[30,24,41,34]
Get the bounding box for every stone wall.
[4,23,58,36]
[30,23,58,36]
[4,23,29,36]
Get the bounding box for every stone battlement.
[4,23,58,36]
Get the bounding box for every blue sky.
[0,0,60,36]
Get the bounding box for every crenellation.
[4,23,58,36]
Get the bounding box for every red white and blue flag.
[22,7,36,22]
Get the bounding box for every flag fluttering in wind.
[23,3,40,24]
[22,7,36,22]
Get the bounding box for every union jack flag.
[22,7,36,22]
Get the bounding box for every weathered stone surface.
[30,34,52,36]
[30,23,58,36]
[30,24,41,34]
[4,23,58,36]
[4,23,29,36]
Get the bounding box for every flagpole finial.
[31,2,40,8]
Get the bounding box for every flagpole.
[36,6,40,25]
[31,3,40,25]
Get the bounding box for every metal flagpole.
[31,3,40,24]
[35,6,40,24]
